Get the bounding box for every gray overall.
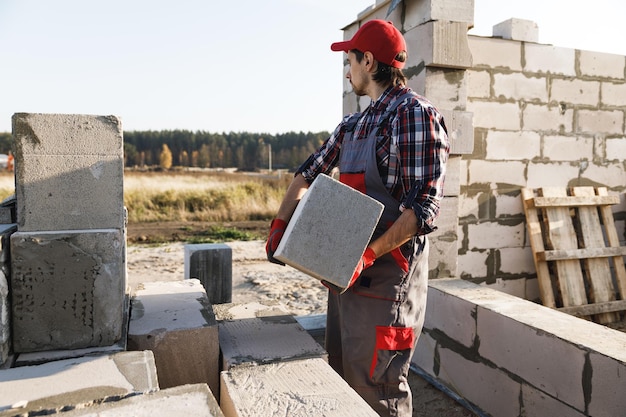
[325,93,430,417]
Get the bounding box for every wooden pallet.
[521,187,626,324]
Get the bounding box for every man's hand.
[265,218,287,265]
[347,247,377,288]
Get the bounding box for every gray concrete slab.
[220,358,378,417]
[128,279,220,396]
[184,243,232,304]
[55,384,224,417]
[10,229,126,352]
[12,113,124,232]
[0,351,158,416]
[216,302,326,370]
[274,174,383,292]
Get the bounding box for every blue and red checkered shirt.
[298,85,450,235]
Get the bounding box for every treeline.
[0,130,331,171]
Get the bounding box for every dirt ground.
[126,221,479,417]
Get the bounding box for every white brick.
[423,284,476,347]
[494,192,523,217]
[478,307,587,411]
[579,50,626,79]
[497,247,535,275]
[485,130,540,160]
[522,384,586,417]
[493,72,548,102]
[577,109,623,135]
[606,137,626,161]
[581,163,626,189]
[469,160,526,186]
[550,79,600,106]
[543,135,594,162]
[457,249,488,278]
[524,44,576,76]
[493,18,538,42]
[468,36,522,71]
[468,222,525,250]
[467,100,521,130]
[526,162,580,188]
[601,82,626,106]
[466,69,491,99]
[523,103,574,133]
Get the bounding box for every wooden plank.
[596,188,626,300]
[533,195,619,208]
[540,187,588,308]
[538,246,626,261]
[558,299,626,317]
[521,188,556,308]
[571,187,618,323]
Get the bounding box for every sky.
[1,0,625,134]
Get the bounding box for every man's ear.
[363,51,376,70]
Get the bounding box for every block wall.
[462,35,626,297]
[342,0,626,297]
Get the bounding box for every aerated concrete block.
[220,358,378,417]
[57,384,224,417]
[184,243,232,304]
[12,113,124,231]
[10,229,126,352]
[128,279,220,396]
[0,350,158,416]
[274,174,383,292]
[216,301,326,370]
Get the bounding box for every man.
[266,19,449,417]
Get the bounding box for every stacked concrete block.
[127,279,220,396]
[184,243,232,304]
[0,350,158,416]
[57,384,224,417]
[274,174,383,291]
[220,358,378,417]
[10,113,127,353]
[11,229,125,352]
[0,225,15,366]
[215,301,327,370]
[412,279,626,416]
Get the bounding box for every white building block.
[274,174,383,292]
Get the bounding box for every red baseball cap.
[330,19,406,69]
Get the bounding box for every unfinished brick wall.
[340,0,626,301]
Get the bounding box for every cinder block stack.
[9,113,126,353]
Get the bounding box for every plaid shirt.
[298,85,449,235]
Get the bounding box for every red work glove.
[266,218,287,265]
[347,247,377,288]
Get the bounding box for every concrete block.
[550,79,600,106]
[0,270,8,366]
[468,36,522,71]
[404,0,475,28]
[12,113,124,232]
[468,160,526,187]
[493,72,548,102]
[10,229,125,352]
[477,306,586,410]
[427,196,459,279]
[128,279,219,396]
[405,21,472,69]
[543,135,593,162]
[526,162,579,188]
[588,351,626,417]
[440,110,474,155]
[213,300,291,321]
[414,68,467,112]
[57,384,224,417]
[577,109,623,135]
[466,100,521,130]
[493,18,538,42]
[485,130,541,161]
[220,358,378,417]
[466,69,491,99]
[524,44,576,76]
[522,103,574,134]
[185,243,232,304]
[0,351,158,416]
[423,282,476,348]
[468,222,525,250]
[602,81,626,107]
[274,174,383,292]
[521,383,585,417]
[217,302,326,370]
[579,50,625,79]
